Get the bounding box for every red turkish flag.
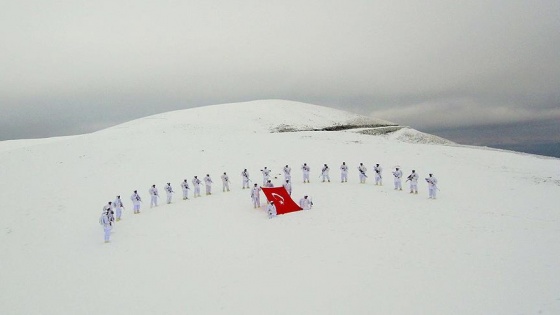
[261,187,302,215]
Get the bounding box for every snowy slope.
[1,100,559,315]
[0,135,79,153]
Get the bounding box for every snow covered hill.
[1,100,559,314]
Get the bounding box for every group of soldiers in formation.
[99,162,439,243]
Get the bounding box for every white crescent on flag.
[271,193,285,204]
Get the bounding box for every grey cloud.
[426,118,560,146]
[369,98,560,130]
[1,0,559,142]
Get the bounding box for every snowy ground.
[1,100,559,314]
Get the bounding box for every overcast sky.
[1,0,559,145]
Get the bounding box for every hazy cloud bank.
[369,98,560,130]
[1,0,559,142]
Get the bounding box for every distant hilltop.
[100,100,454,145]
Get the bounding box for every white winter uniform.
[340,164,348,182]
[221,174,230,192]
[426,176,438,199]
[149,186,159,207]
[103,204,115,223]
[299,197,312,210]
[241,170,250,189]
[283,166,292,181]
[283,182,292,195]
[358,165,367,183]
[113,197,124,220]
[408,172,419,193]
[251,186,261,208]
[392,169,403,190]
[374,165,383,185]
[131,192,141,213]
[261,168,271,186]
[100,212,112,242]
[192,177,201,197]
[267,203,277,219]
[103,203,112,213]
[164,184,173,204]
[204,176,213,195]
[321,165,330,182]
[302,164,310,183]
[181,180,190,199]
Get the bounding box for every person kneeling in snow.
[299,195,313,210]
[267,201,277,219]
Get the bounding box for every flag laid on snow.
[261,187,302,215]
